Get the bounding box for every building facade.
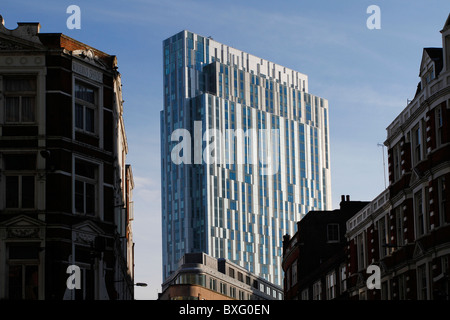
[159,252,283,300]
[347,15,450,300]
[161,30,331,286]
[282,195,369,300]
[283,15,450,301]
[0,17,134,299]
[345,189,392,299]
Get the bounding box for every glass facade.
[161,31,331,286]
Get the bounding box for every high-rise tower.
[161,31,331,286]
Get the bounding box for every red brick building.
[283,14,450,301]
[0,17,134,299]
[346,14,450,300]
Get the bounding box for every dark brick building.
[282,196,369,300]
[0,16,134,299]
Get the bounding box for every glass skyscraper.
[161,30,331,286]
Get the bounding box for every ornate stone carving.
[0,40,30,50]
[7,227,40,239]
[74,232,96,245]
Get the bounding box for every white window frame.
[301,288,309,300]
[417,263,429,300]
[414,189,427,238]
[73,156,103,218]
[339,264,347,294]
[412,124,423,165]
[326,271,336,300]
[312,280,322,300]
[438,176,447,226]
[2,75,37,124]
[395,206,404,247]
[435,105,444,147]
[378,217,389,258]
[2,153,36,210]
[4,174,36,210]
[357,232,367,271]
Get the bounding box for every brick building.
[346,14,450,300]
[282,196,368,300]
[283,14,450,301]
[0,16,134,299]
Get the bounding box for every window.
[75,159,97,215]
[424,68,435,84]
[398,274,407,300]
[412,125,423,164]
[326,272,336,300]
[440,256,449,299]
[75,82,97,134]
[381,281,389,300]
[378,217,389,258]
[438,177,447,226]
[436,106,444,147]
[230,286,236,298]
[220,282,227,295]
[6,176,35,209]
[359,290,367,300]
[327,223,339,242]
[312,281,322,300]
[291,261,297,286]
[417,264,428,300]
[357,232,367,271]
[301,289,309,300]
[209,278,217,291]
[395,206,404,247]
[4,76,36,123]
[7,244,40,300]
[177,273,206,287]
[75,266,95,300]
[415,190,425,237]
[392,144,401,182]
[340,265,347,294]
[4,154,36,209]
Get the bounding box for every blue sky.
[1,0,449,299]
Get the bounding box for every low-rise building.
[159,252,283,300]
[347,14,450,300]
[0,16,134,300]
[282,196,369,300]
